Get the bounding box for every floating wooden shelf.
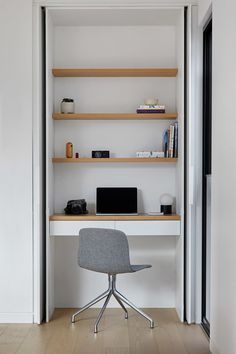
[52,157,177,163]
[52,112,178,120]
[49,213,181,221]
[52,68,178,77]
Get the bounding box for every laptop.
[96,187,138,215]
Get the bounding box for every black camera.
[64,199,88,215]
[92,150,110,158]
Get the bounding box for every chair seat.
[130,264,152,272]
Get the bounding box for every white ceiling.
[49,8,181,27]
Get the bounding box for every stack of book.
[136,105,165,114]
[163,122,178,158]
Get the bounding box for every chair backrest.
[78,228,133,274]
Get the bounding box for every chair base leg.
[113,292,128,319]
[94,290,112,333]
[72,274,155,332]
[114,289,155,329]
[71,289,110,323]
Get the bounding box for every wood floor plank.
[0,325,31,354]
[0,309,210,354]
[176,322,211,354]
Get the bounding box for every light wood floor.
[0,309,210,354]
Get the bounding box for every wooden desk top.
[49,213,181,221]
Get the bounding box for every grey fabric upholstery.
[78,228,152,274]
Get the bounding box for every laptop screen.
[96,187,138,214]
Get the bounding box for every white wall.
[198,0,211,25]
[211,1,236,353]
[53,25,177,214]
[0,0,33,323]
[199,0,236,353]
[55,237,177,308]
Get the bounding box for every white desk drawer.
[115,220,180,236]
[50,221,115,236]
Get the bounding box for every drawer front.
[115,220,181,236]
[50,221,115,236]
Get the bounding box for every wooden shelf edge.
[52,157,178,163]
[49,213,181,221]
[52,112,178,120]
[52,68,178,77]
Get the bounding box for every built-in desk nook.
[45,6,185,322]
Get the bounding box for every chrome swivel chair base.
[71,274,155,333]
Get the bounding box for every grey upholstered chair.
[72,228,154,333]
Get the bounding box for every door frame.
[32,2,199,323]
[185,4,203,324]
[33,3,45,324]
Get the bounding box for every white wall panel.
[0,0,33,322]
[46,9,56,321]
[209,0,236,353]
[198,1,236,353]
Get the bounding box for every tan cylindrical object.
[66,142,73,158]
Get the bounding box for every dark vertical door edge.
[183,6,188,323]
[42,6,47,322]
[202,17,212,337]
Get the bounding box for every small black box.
[92,150,110,158]
[160,205,172,215]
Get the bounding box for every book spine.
[170,124,175,158]
[174,122,178,157]
[168,127,171,157]
[163,130,168,157]
[136,109,165,113]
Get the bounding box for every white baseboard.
[55,303,176,309]
[210,340,219,354]
[0,312,34,323]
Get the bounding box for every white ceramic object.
[61,99,74,113]
[160,193,174,205]
[144,98,159,105]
